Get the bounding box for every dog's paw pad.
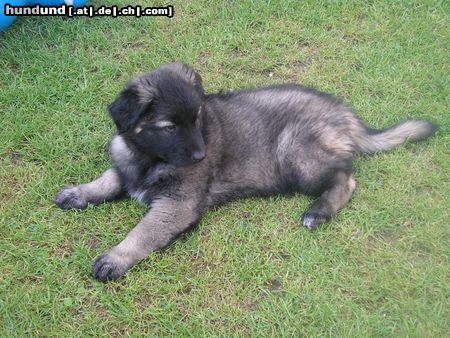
[54,187,88,210]
[301,212,328,230]
[93,252,128,281]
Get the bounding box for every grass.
[0,0,449,336]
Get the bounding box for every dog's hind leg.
[301,172,356,229]
[54,168,124,209]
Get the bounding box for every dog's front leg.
[54,168,124,209]
[93,196,204,281]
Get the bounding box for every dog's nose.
[191,150,205,162]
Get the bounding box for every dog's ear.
[181,64,204,96]
[167,62,204,96]
[108,78,156,133]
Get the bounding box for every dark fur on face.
[55,62,437,281]
[108,63,205,166]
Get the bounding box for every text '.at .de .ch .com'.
[3,4,174,18]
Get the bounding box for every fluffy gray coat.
[54,63,437,281]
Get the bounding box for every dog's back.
[204,84,436,204]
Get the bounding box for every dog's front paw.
[54,187,88,210]
[93,248,133,281]
[301,211,328,230]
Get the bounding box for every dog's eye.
[165,125,177,132]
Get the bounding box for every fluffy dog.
[54,62,437,281]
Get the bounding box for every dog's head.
[108,62,206,166]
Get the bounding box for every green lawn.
[1,0,449,336]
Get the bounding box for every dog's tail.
[355,120,437,154]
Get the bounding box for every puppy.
[54,62,437,281]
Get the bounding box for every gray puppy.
[54,63,437,281]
